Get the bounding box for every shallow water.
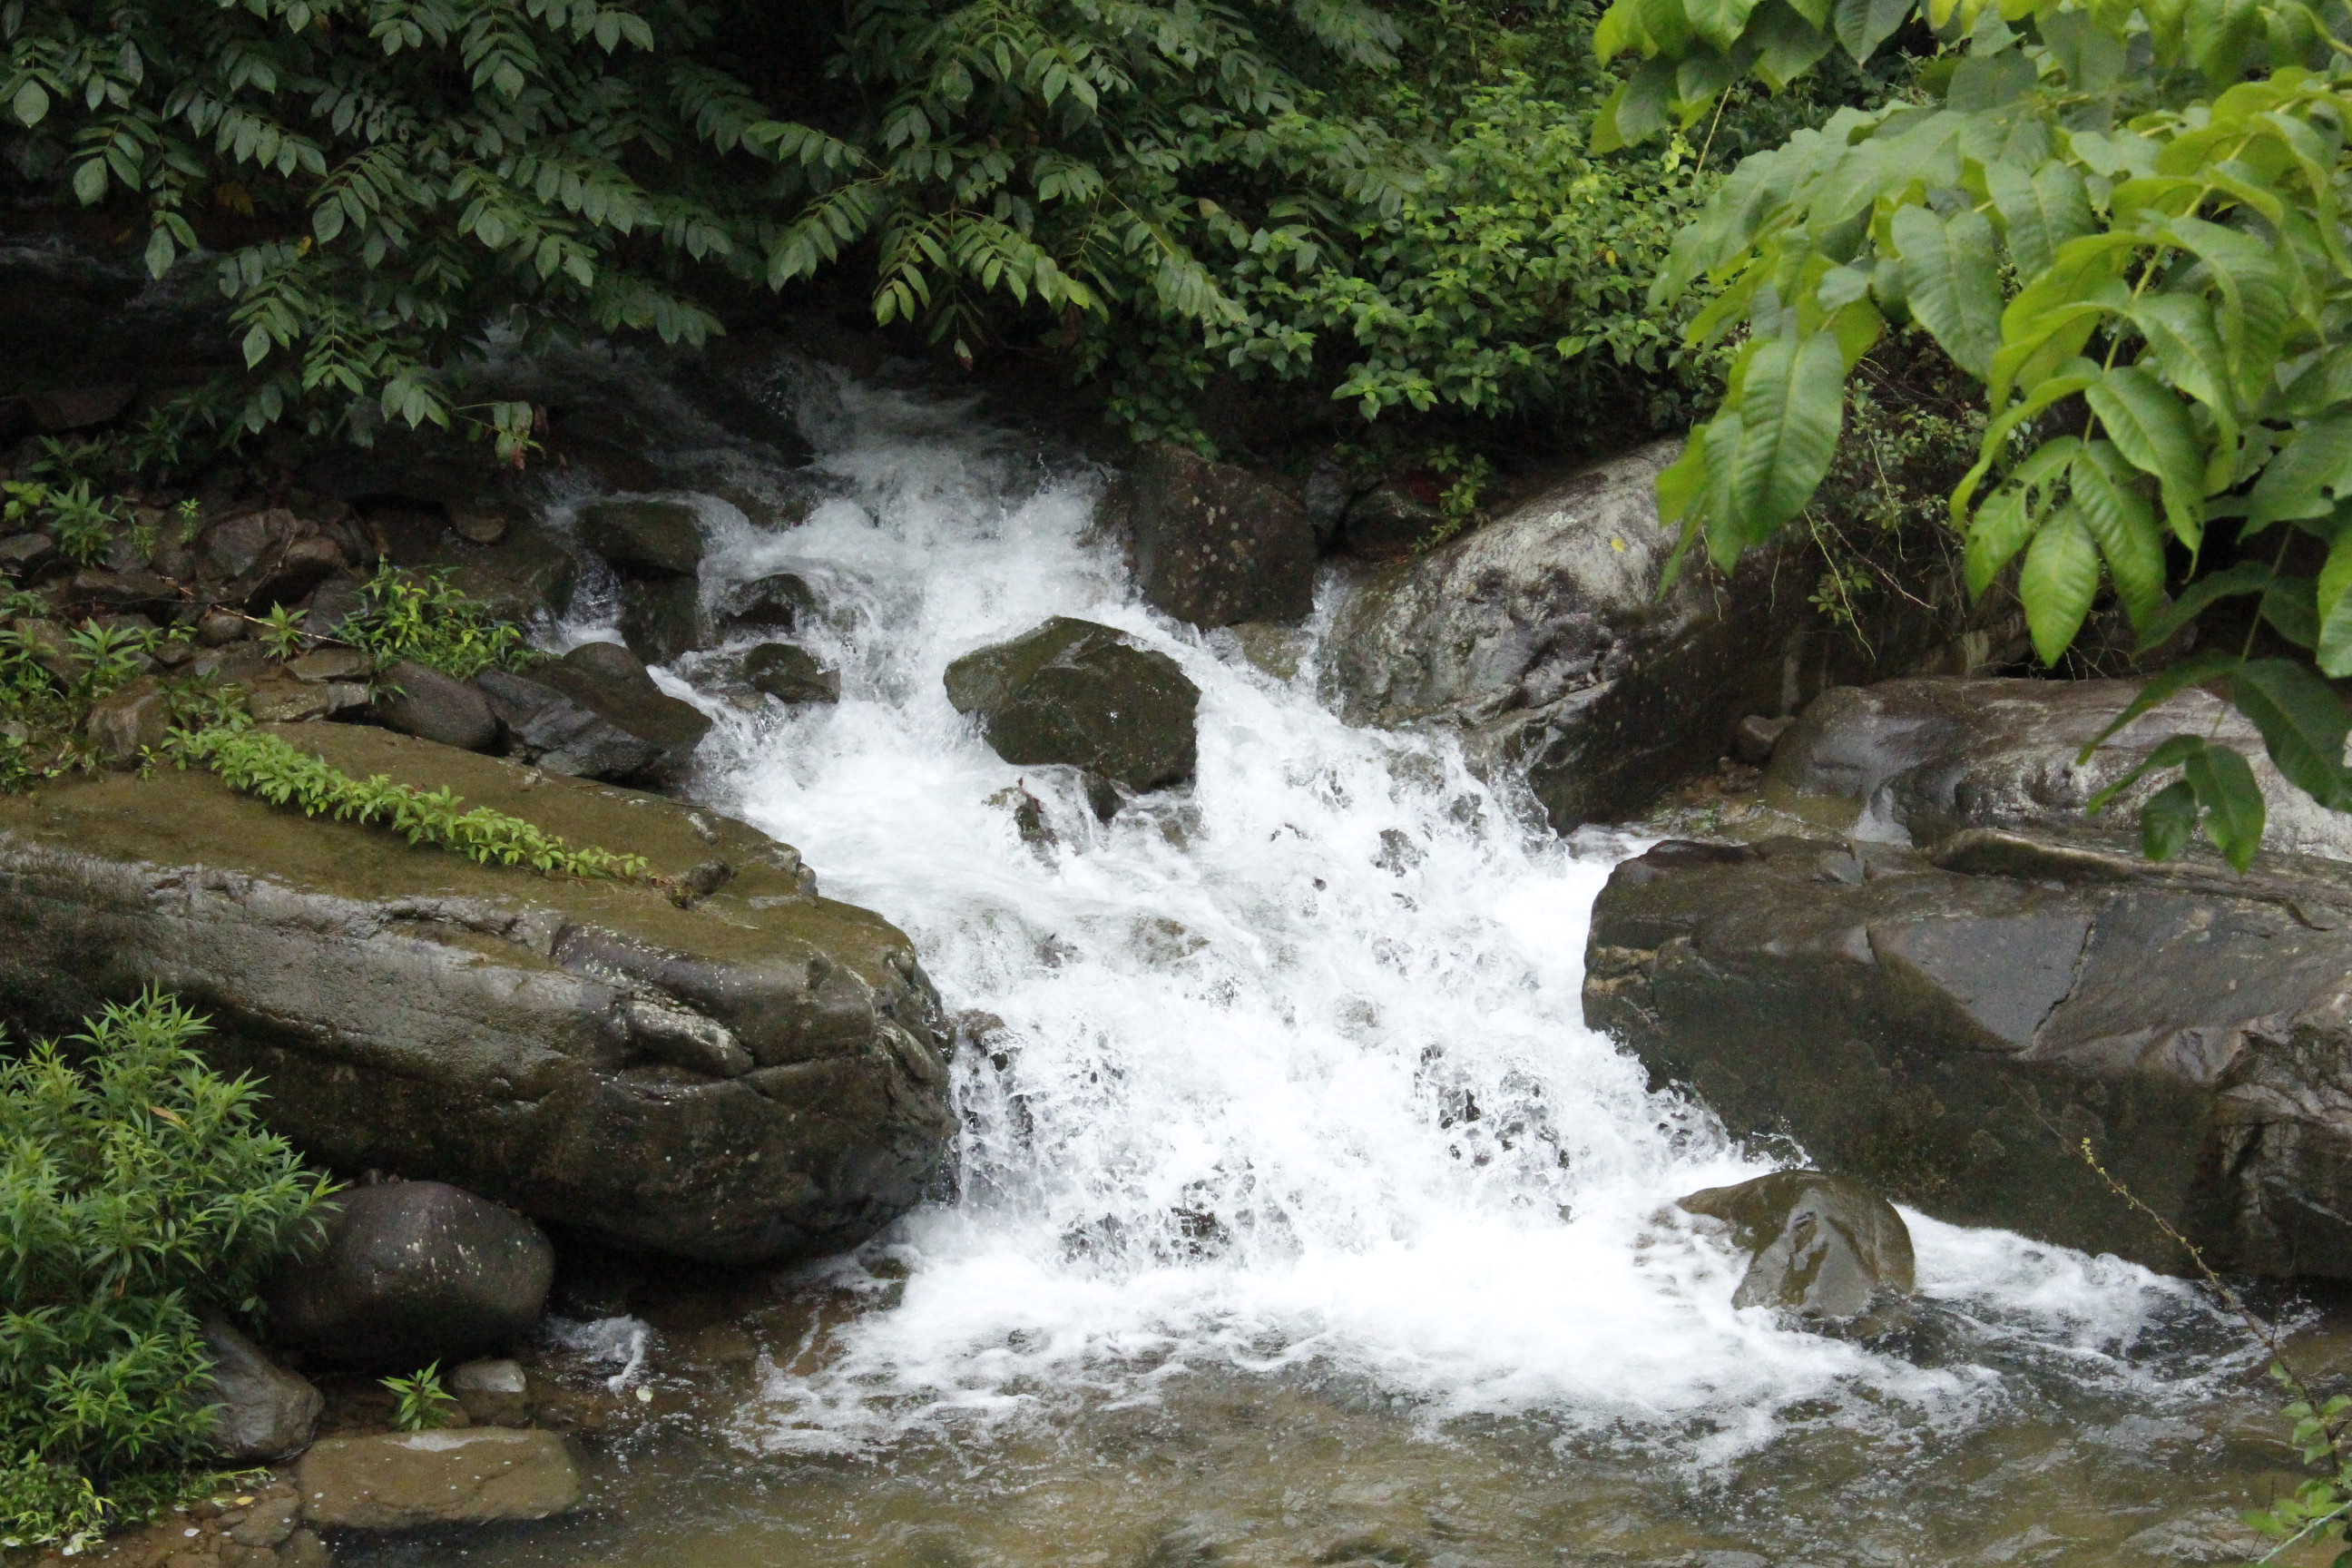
[350,358,2335,1567]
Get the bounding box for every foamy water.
[564,361,2219,1468]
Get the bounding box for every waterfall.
[580,360,2216,1467]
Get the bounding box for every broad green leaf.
[2021,506,2100,665]
[1965,482,2037,596]
[1986,161,2093,281]
[2262,574,2319,650]
[2185,741,2265,869]
[1893,204,2002,379]
[2041,9,2126,93]
[2163,215,2293,408]
[2131,292,2237,488]
[2244,414,2352,529]
[2318,530,2352,677]
[71,158,106,206]
[2070,444,2166,629]
[2135,560,2275,652]
[1749,2,1835,87]
[2080,652,2246,762]
[2087,730,2212,811]
[2141,778,2200,859]
[1832,0,1911,61]
[1688,0,1768,54]
[2230,659,2351,808]
[1954,377,2094,525]
[1713,330,1847,556]
[11,79,48,127]
[1991,234,2136,407]
[1655,436,1710,528]
[2085,364,2206,546]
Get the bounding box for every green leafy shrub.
[1596,0,2352,869]
[0,992,337,1549]
[176,727,651,879]
[341,567,538,682]
[381,1364,459,1433]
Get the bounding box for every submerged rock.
[1678,1171,1915,1320]
[267,1181,554,1369]
[619,574,703,665]
[576,498,704,578]
[946,617,1199,791]
[0,723,954,1263]
[744,642,839,704]
[295,1428,581,1529]
[1588,832,2352,1278]
[719,572,819,636]
[199,1312,323,1462]
[1764,676,2352,862]
[1119,443,1316,628]
[1324,441,1801,831]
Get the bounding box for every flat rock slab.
[297,1428,581,1529]
[1589,832,2352,1278]
[0,724,953,1263]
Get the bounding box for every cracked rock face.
[1321,439,1802,831]
[1587,832,2352,1279]
[0,724,953,1264]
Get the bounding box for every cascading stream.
[563,361,2220,1472]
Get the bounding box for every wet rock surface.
[295,1428,581,1529]
[1764,675,2352,862]
[0,723,954,1263]
[476,642,710,784]
[267,1181,554,1369]
[744,642,839,704]
[370,659,498,752]
[1325,441,1802,831]
[1119,443,1316,628]
[1677,1171,1916,1320]
[574,499,704,578]
[946,616,1199,791]
[199,1313,324,1463]
[1588,831,2352,1277]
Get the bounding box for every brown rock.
[294,1428,582,1529]
[1730,713,1793,766]
[449,1358,532,1426]
[28,382,135,431]
[86,677,166,763]
[287,648,370,683]
[449,505,509,545]
[371,659,498,751]
[1123,443,1315,628]
[197,610,249,646]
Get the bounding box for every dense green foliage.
[176,725,651,877]
[0,615,243,789]
[338,564,540,680]
[0,993,333,1549]
[1600,0,2352,868]
[0,0,1741,452]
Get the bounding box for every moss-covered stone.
[944,617,1198,792]
[0,725,954,1263]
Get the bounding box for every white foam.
[622,366,2217,1461]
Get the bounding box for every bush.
[339,566,540,682]
[0,992,337,1549]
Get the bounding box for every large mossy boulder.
[0,725,954,1264]
[1764,676,2352,862]
[945,617,1199,791]
[1589,831,2352,1279]
[1324,441,1805,831]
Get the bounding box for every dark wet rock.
[28,382,135,432]
[1678,1171,1916,1319]
[249,536,348,611]
[577,499,703,578]
[1122,443,1315,628]
[197,608,250,646]
[421,515,580,626]
[450,504,510,545]
[268,1181,554,1369]
[288,647,370,682]
[1731,713,1793,766]
[85,677,165,763]
[745,642,839,704]
[619,574,702,665]
[1764,677,2352,862]
[0,533,56,577]
[12,619,83,684]
[204,508,300,582]
[1341,483,1446,557]
[0,723,954,1262]
[1587,831,2352,1278]
[946,617,1199,792]
[477,643,710,784]
[65,568,179,616]
[719,572,819,636]
[303,573,369,640]
[295,1428,581,1528]
[198,1312,323,1462]
[1325,441,1808,831]
[373,659,499,752]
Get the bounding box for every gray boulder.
[1678,1171,1915,1320]
[476,642,710,784]
[1588,831,2352,1278]
[449,1358,532,1426]
[267,1181,554,1369]
[199,1313,323,1462]
[424,514,581,626]
[0,723,955,1263]
[577,498,703,578]
[1121,443,1316,628]
[946,618,1199,791]
[619,575,703,665]
[1325,441,1805,830]
[719,572,819,636]
[295,1428,581,1529]
[1764,676,2352,862]
[372,659,499,752]
[745,642,839,704]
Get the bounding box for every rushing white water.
[569,360,2213,1467]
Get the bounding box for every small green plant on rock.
[0,991,338,1550]
[342,567,537,682]
[381,1364,459,1433]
